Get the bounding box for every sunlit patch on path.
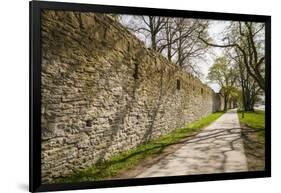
[136,109,248,177]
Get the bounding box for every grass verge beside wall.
[57,112,224,183]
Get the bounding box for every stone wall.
[41,10,222,183]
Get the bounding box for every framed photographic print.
[29,0,271,192]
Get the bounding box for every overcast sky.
[200,20,230,92]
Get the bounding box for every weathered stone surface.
[41,10,223,183]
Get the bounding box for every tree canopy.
[117,15,265,111]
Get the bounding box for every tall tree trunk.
[167,44,172,61]
[224,95,228,112]
[241,85,247,111]
[151,33,157,50]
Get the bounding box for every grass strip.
[238,110,265,141]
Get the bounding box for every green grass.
[238,110,265,140]
[56,112,224,183]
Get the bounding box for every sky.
[200,20,230,92]
[119,15,231,93]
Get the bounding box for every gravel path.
[136,109,248,178]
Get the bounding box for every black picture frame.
[29,1,271,192]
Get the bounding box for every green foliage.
[238,110,265,140]
[56,112,223,183]
[207,57,228,87]
[208,56,238,93]
[208,56,240,110]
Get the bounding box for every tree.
[121,15,167,50]
[207,57,238,111]
[120,15,210,77]
[157,17,178,61]
[199,21,265,91]
[173,19,209,77]
[227,48,263,111]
